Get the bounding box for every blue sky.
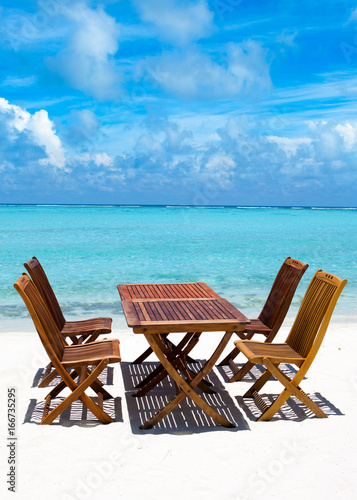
[1,0,357,206]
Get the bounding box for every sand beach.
[1,312,356,500]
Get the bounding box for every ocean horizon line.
[1,203,356,210]
[0,203,357,210]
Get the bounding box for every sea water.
[0,205,356,331]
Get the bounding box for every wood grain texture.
[121,296,249,333]
[219,256,309,381]
[25,257,112,345]
[234,269,347,421]
[14,273,121,425]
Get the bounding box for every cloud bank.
[0,97,66,170]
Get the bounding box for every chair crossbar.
[235,270,347,421]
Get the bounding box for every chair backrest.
[24,257,65,330]
[258,257,309,333]
[286,270,347,362]
[14,274,66,362]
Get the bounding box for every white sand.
[1,315,357,500]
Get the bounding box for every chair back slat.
[286,271,346,358]
[258,257,308,332]
[14,274,66,361]
[24,257,65,330]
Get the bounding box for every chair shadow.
[32,366,115,388]
[216,362,305,383]
[121,361,250,434]
[24,396,123,427]
[236,392,344,422]
[217,362,343,422]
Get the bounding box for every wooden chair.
[234,270,347,421]
[25,257,112,343]
[25,257,112,387]
[14,274,121,425]
[219,257,308,382]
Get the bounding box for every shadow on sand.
[121,360,250,434]
[217,362,343,422]
[25,367,122,426]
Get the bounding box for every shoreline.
[2,310,356,334]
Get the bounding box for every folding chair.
[234,270,347,421]
[25,257,112,387]
[24,257,112,344]
[219,257,308,382]
[14,274,121,425]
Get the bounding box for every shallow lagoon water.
[1,205,355,330]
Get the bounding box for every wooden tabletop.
[118,282,221,300]
[118,282,249,334]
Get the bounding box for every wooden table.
[118,282,249,429]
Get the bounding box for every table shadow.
[121,361,250,434]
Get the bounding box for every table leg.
[133,334,196,364]
[134,332,214,397]
[135,333,197,388]
[139,332,235,429]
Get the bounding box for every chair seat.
[234,340,305,364]
[243,319,271,335]
[62,339,121,367]
[61,317,112,337]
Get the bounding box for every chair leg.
[256,359,328,421]
[86,367,113,400]
[38,362,59,388]
[45,370,79,399]
[228,360,255,383]
[243,369,272,397]
[218,346,240,366]
[41,360,114,425]
[44,366,113,400]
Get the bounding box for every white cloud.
[61,109,101,151]
[75,152,114,168]
[349,6,357,22]
[201,155,235,188]
[0,97,66,169]
[276,30,298,47]
[266,136,312,157]
[134,0,214,45]
[143,40,271,99]
[309,120,349,161]
[335,122,357,150]
[47,3,121,100]
[93,152,114,167]
[227,41,272,93]
[31,110,66,169]
[2,75,37,87]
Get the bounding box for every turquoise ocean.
[0,205,356,332]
